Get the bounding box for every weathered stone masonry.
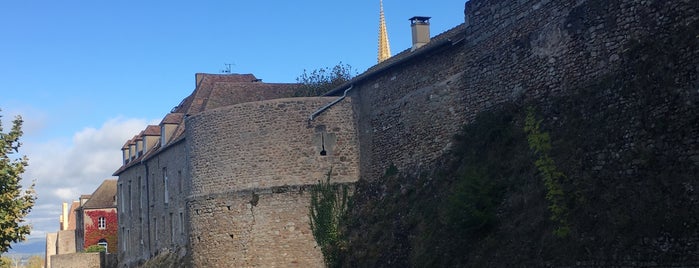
[341,0,698,181]
[185,97,358,267]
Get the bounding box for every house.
[45,179,118,268]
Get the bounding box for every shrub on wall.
[309,170,349,267]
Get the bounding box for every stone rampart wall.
[51,252,102,268]
[186,97,358,195]
[185,96,358,267]
[351,0,698,179]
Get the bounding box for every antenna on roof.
[221,63,234,74]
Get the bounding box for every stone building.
[75,180,118,253]
[114,73,358,267]
[115,0,699,266]
[45,179,118,268]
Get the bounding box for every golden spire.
[378,0,391,63]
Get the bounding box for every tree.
[0,109,36,253]
[0,256,11,268]
[294,62,356,97]
[26,255,43,268]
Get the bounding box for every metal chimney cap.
[409,16,431,24]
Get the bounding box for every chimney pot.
[409,16,431,51]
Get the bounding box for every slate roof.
[81,180,117,209]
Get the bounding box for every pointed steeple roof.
[378,0,392,63]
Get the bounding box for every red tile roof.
[143,125,160,136]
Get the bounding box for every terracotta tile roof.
[205,82,297,110]
[161,113,184,125]
[128,136,137,146]
[81,180,117,209]
[121,140,130,150]
[143,125,160,136]
[115,73,298,176]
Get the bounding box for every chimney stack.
[409,16,431,51]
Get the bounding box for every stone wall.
[56,230,76,254]
[46,232,57,268]
[187,97,358,195]
[185,97,358,267]
[117,142,189,268]
[51,252,101,268]
[349,0,698,180]
[342,0,698,265]
[187,189,323,267]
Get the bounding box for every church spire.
[378,0,392,63]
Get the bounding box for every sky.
[0,0,466,255]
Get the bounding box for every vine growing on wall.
[84,209,118,253]
[309,170,349,267]
[524,107,570,237]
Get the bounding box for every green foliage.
[524,107,570,237]
[85,244,106,253]
[447,168,501,235]
[308,170,349,267]
[294,62,356,97]
[25,255,43,268]
[0,109,36,253]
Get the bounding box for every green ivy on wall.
[524,107,570,238]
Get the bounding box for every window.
[128,181,132,212]
[98,216,106,230]
[140,217,144,245]
[163,168,169,204]
[98,238,108,253]
[153,217,158,242]
[179,212,184,235]
[121,227,126,252]
[160,126,167,146]
[138,176,143,210]
[170,213,175,244]
[118,183,124,213]
[178,170,183,194]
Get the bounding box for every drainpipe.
[309,85,354,122]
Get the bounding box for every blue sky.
[0,0,466,255]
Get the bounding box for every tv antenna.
[221,63,234,74]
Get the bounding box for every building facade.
[114,74,358,267]
[45,179,118,268]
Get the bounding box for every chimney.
[409,16,431,51]
[195,73,205,88]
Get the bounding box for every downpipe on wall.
[308,84,354,122]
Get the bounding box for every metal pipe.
[308,84,354,122]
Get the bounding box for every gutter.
[324,37,460,96]
[308,84,354,122]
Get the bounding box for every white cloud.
[9,116,156,253]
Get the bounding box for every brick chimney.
[410,16,431,51]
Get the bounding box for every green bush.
[85,244,106,253]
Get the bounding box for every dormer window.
[160,125,167,146]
